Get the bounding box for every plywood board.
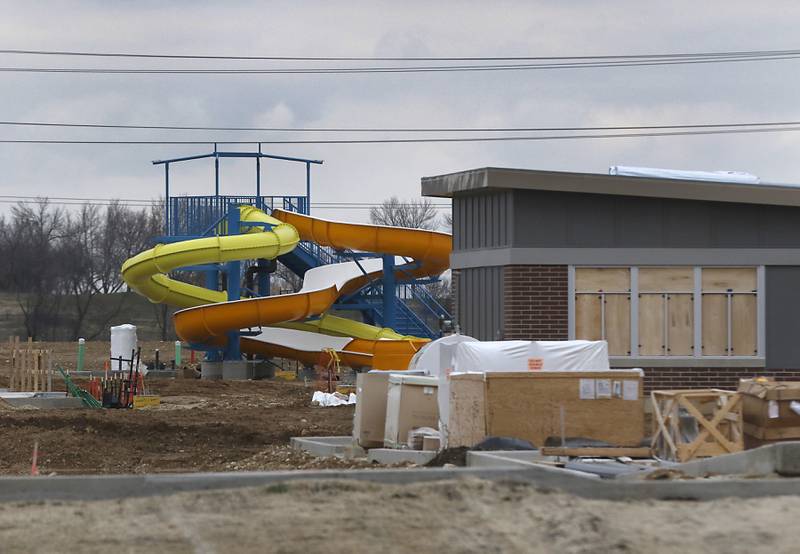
[731,293,757,356]
[575,293,602,341]
[575,268,630,292]
[702,267,756,292]
[639,267,693,292]
[638,294,665,356]
[474,372,645,447]
[447,374,487,448]
[668,293,694,356]
[702,294,728,355]
[605,294,631,356]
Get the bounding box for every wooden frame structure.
[651,389,743,462]
[8,336,54,393]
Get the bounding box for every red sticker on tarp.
[528,358,543,371]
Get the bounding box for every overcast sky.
[1,1,799,224]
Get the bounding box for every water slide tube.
[121,207,451,369]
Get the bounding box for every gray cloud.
[1,0,799,222]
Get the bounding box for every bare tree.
[1,201,68,339]
[369,196,439,230]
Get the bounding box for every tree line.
[0,200,162,340]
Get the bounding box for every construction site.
[2,149,800,553]
[3,4,800,552]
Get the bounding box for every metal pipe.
[214,143,220,196]
[77,338,85,372]
[306,162,311,214]
[164,163,170,235]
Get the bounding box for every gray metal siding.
[456,266,504,340]
[765,267,800,368]
[509,190,800,249]
[453,191,513,251]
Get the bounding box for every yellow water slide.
[121,206,451,369]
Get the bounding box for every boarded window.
[574,266,758,358]
[701,268,757,356]
[637,268,694,356]
[574,268,630,355]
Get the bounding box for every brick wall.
[643,367,800,393]
[503,265,568,340]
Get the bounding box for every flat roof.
[421,167,800,207]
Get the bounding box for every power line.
[0,196,451,209]
[2,119,800,133]
[1,47,798,61]
[4,125,800,144]
[2,53,800,75]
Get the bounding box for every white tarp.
[453,340,609,373]
[407,333,479,377]
[407,334,479,446]
[311,391,356,407]
[609,165,760,184]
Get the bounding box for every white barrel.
[110,324,138,369]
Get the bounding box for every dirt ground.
[0,340,365,474]
[1,478,798,554]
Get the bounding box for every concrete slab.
[2,397,86,409]
[291,436,365,459]
[201,361,222,380]
[669,442,800,478]
[145,370,177,379]
[368,449,436,465]
[222,360,248,380]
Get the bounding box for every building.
[422,167,800,391]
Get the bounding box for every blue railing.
[167,195,308,237]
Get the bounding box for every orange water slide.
[173,209,452,369]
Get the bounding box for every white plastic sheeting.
[453,340,610,373]
[407,334,479,447]
[110,324,137,367]
[609,165,760,184]
[407,333,479,377]
[311,391,356,407]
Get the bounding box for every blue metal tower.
[153,144,449,362]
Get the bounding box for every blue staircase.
[279,242,450,339]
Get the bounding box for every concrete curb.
[2,464,800,503]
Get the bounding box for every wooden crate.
[448,371,645,448]
[738,378,800,447]
[651,389,743,462]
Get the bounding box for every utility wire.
[1,47,799,61]
[4,125,800,144]
[2,119,800,133]
[2,53,800,74]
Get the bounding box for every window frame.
[568,265,765,364]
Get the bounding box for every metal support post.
[256,145,261,208]
[382,254,396,330]
[214,143,220,196]
[224,204,241,360]
[305,162,311,214]
[257,258,271,297]
[164,163,170,234]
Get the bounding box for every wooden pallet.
[651,389,743,462]
[8,336,54,393]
